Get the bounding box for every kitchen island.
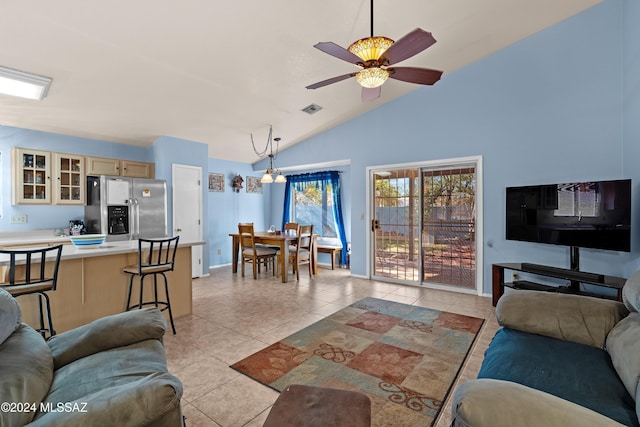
[0,237,203,333]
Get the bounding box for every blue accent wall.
[207,158,269,266]
[622,0,640,275]
[263,0,637,294]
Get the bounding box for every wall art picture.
[208,173,224,192]
[246,176,263,194]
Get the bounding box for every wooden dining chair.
[239,223,277,279]
[284,222,299,235]
[278,224,314,280]
[276,222,299,277]
[295,225,314,280]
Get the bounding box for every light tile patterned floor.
[163,265,500,427]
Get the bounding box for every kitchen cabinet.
[86,156,120,176]
[53,153,85,205]
[86,156,154,178]
[121,160,154,178]
[11,148,51,204]
[11,150,155,205]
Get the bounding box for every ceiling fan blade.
[361,86,381,102]
[388,67,443,85]
[379,28,437,65]
[313,42,363,64]
[306,73,356,90]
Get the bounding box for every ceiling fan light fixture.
[356,67,389,88]
[348,36,394,62]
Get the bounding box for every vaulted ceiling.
[0,0,601,162]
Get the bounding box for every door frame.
[365,155,483,295]
[172,163,203,278]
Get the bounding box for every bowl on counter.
[69,234,106,248]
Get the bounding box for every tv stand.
[492,263,625,306]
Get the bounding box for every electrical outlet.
[10,215,27,224]
[217,248,222,255]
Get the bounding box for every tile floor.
[163,265,501,427]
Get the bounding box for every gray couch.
[0,287,183,427]
[452,270,640,427]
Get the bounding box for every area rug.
[231,297,484,426]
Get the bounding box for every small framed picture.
[208,173,224,192]
[246,176,263,194]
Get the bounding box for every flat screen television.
[506,179,631,253]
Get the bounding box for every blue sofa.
[0,287,183,426]
[452,271,640,427]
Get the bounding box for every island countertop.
[0,237,205,265]
[0,235,202,333]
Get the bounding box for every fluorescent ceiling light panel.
[0,66,52,100]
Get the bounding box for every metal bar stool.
[0,244,63,338]
[123,236,179,334]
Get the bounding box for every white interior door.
[172,164,203,278]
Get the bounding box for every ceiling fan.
[306,0,443,102]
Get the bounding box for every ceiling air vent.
[301,103,323,115]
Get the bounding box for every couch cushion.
[0,324,53,426]
[607,313,640,401]
[478,328,638,427]
[47,307,167,370]
[29,372,183,427]
[0,287,21,345]
[623,270,640,313]
[496,290,628,348]
[42,339,170,405]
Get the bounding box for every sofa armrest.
[47,308,167,369]
[26,372,183,427]
[452,379,625,427]
[496,290,628,348]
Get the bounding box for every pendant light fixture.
[250,126,286,184]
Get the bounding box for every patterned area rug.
[231,297,484,426]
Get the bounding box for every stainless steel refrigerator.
[85,175,168,241]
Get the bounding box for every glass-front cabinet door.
[53,153,85,204]
[12,148,52,204]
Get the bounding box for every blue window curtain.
[282,171,348,264]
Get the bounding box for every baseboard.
[209,263,232,270]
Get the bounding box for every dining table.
[230,231,297,283]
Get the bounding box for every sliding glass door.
[372,169,420,281]
[370,158,480,292]
[422,166,476,289]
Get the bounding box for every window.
[283,171,347,263]
[291,182,337,238]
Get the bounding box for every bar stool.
[0,244,63,338]
[123,236,179,334]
